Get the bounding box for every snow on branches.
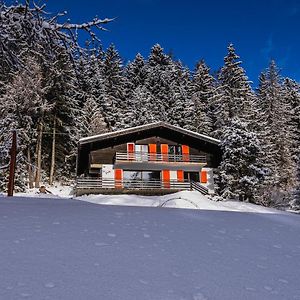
[0,0,113,71]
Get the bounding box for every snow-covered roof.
[79,122,220,145]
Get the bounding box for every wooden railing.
[115,152,206,164]
[76,177,191,190]
[76,177,209,195]
[190,181,209,195]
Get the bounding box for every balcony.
[114,152,206,165]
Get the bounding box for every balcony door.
[135,144,148,161]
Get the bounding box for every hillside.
[0,195,299,299]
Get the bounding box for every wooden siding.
[77,126,221,176]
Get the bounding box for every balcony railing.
[76,177,209,195]
[115,152,206,164]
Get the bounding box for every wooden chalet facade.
[76,122,221,196]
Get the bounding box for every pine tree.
[291,155,300,210]
[0,56,49,190]
[167,61,193,129]
[256,61,297,206]
[126,53,147,92]
[190,60,215,134]
[129,86,155,126]
[218,117,265,203]
[81,96,108,136]
[101,44,128,130]
[145,44,173,122]
[215,44,256,137]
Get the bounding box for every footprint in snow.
[139,279,148,285]
[45,282,55,288]
[95,242,109,247]
[143,233,150,238]
[171,271,180,277]
[278,278,288,284]
[107,233,116,238]
[193,292,208,300]
[20,293,31,298]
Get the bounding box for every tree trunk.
[34,121,43,188]
[49,117,56,185]
[27,147,34,189]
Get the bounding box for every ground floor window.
[184,171,200,182]
[123,171,160,181]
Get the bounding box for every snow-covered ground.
[0,195,300,299]
[14,183,284,214]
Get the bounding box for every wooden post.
[49,117,56,185]
[7,130,17,197]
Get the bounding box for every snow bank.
[76,190,282,214]
[13,184,284,214]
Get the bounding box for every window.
[123,171,142,180]
[168,145,182,161]
[168,145,182,155]
[123,171,160,188]
[135,145,148,161]
[142,171,160,181]
[184,171,200,182]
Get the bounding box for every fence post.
[7,130,17,197]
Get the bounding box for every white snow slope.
[15,184,282,214]
[0,195,299,299]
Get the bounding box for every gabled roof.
[79,122,220,145]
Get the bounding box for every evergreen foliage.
[218,117,265,203]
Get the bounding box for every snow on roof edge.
[79,122,220,145]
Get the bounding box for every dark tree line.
[0,1,299,210]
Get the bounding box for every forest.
[0,1,299,210]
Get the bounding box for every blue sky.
[46,0,300,84]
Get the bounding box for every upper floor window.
[168,145,182,156]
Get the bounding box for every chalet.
[76,122,221,196]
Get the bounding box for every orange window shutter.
[161,144,168,161]
[201,170,208,184]
[177,170,184,182]
[149,144,157,161]
[149,144,157,153]
[182,145,189,162]
[182,145,190,154]
[115,169,123,188]
[162,170,170,188]
[161,144,168,153]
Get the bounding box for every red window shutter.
[149,144,157,161]
[149,144,157,153]
[161,144,168,161]
[162,170,170,188]
[182,145,190,154]
[201,170,208,184]
[127,143,135,152]
[177,170,184,182]
[127,143,135,160]
[182,145,190,162]
[115,169,123,189]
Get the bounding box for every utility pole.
[7,130,17,197]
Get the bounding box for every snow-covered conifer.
[216,44,256,131]
[190,60,215,135]
[218,117,265,203]
[101,44,128,130]
[256,61,297,205]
